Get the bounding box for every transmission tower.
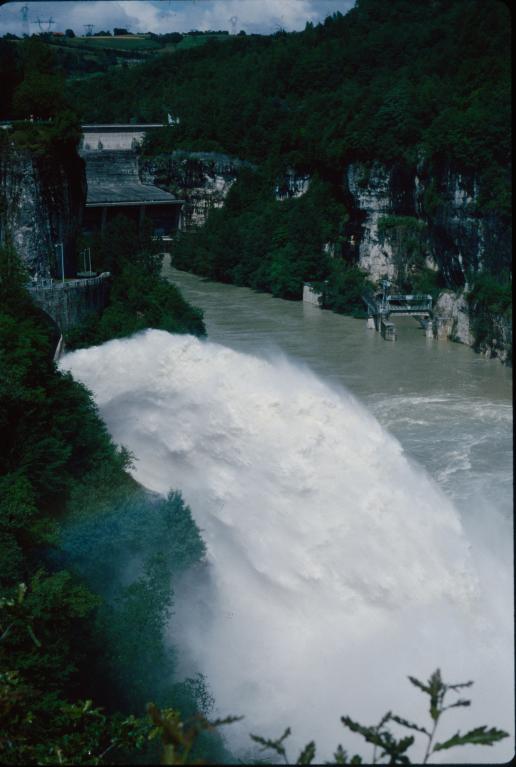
[84,24,95,36]
[20,5,29,37]
[229,16,238,35]
[32,18,55,34]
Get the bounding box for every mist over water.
[61,330,513,763]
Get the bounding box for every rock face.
[0,137,86,278]
[275,169,311,200]
[434,290,474,346]
[481,314,512,365]
[140,151,252,229]
[344,159,511,287]
[346,162,401,281]
[343,159,511,362]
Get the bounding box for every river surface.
[165,263,513,533]
[157,264,513,760]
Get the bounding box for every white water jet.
[61,330,513,763]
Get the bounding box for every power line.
[32,17,55,33]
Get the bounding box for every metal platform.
[362,282,433,341]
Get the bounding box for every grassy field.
[163,33,231,52]
[67,35,161,51]
[65,33,231,54]
[21,33,235,81]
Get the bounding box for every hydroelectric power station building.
[80,124,184,237]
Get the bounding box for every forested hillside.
[53,0,511,356]
[64,0,510,215]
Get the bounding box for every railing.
[27,272,110,292]
[387,293,432,305]
[362,292,432,315]
[386,294,432,314]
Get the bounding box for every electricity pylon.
[20,5,29,37]
[32,18,54,33]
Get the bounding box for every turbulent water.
[61,319,513,762]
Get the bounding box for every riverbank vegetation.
[66,216,205,349]
[173,168,371,313]
[0,244,224,762]
[467,272,512,361]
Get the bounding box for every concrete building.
[81,124,163,152]
[80,125,184,237]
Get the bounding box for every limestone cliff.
[344,160,510,286]
[141,146,511,362]
[139,151,252,229]
[0,135,86,278]
[343,159,511,362]
[275,168,311,201]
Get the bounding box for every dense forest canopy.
[56,0,510,212]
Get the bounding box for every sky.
[0,1,356,36]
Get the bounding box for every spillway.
[60,329,513,763]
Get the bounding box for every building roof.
[86,182,183,207]
[83,149,183,207]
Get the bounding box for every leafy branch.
[247,667,509,766]
[339,668,508,764]
[147,702,242,765]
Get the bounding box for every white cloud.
[0,0,355,36]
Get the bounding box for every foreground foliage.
[66,216,206,348]
[250,669,508,765]
[0,247,220,764]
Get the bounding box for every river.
[162,264,513,761]
[61,263,513,763]
[164,262,513,532]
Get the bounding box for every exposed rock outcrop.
[343,159,511,362]
[433,290,473,346]
[275,168,311,200]
[140,151,252,229]
[479,313,512,365]
[0,135,86,278]
[344,159,510,287]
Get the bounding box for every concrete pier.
[303,284,322,306]
[380,317,397,341]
